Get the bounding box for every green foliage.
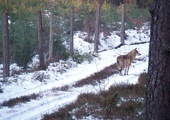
[0,0,47,68]
[0,0,46,23]
[14,40,35,70]
[0,0,151,68]
[101,5,120,28]
[53,37,70,61]
[126,4,150,29]
[51,0,71,47]
[10,21,36,69]
[54,0,71,17]
[126,5,141,29]
[140,8,151,22]
[72,53,93,64]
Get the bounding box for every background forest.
[0,0,151,71]
[0,0,154,119]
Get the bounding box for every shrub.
[42,83,146,120]
[42,69,146,119]
[117,100,144,119]
[0,86,3,93]
[32,71,50,83]
[0,93,39,108]
[72,53,93,64]
[53,37,70,61]
[52,85,70,92]
[14,39,35,70]
[11,21,36,70]
[138,72,148,86]
[42,107,73,120]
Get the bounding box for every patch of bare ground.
[73,63,118,87]
[42,73,147,120]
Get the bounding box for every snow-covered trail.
[0,39,149,120]
[0,50,117,102]
[0,55,148,120]
[0,51,118,120]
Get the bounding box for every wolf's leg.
[119,69,123,76]
[126,64,130,75]
[124,68,126,75]
[124,65,127,75]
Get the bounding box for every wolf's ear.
[135,48,137,50]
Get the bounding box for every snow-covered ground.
[0,27,150,120]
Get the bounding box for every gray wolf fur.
[117,48,141,75]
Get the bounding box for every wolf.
[116,48,141,75]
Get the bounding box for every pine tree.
[146,0,170,119]
[94,0,101,53]
[37,10,45,70]
[120,0,126,45]
[70,6,74,56]
[2,10,10,78]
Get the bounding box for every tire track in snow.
[0,57,115,102]
[0,56,147,120]
[2,91,79,120]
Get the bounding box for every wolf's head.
[134,48,141,56]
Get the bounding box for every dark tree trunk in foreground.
[70,6,74,56]
[120,0,126,45]
[37,11,45,70]
[2,11,10,78]
[146,0,170,120]
[94,2,100,53]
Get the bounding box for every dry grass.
[0,93,40,108]
[138,72,147,85]
[73,63,118,87]
[52,85,70,92]
[42,72,147,120]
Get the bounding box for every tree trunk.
[146,0,170,120]
[2,11,10,79]
[49,13,53,62]
[37,10,45,70]
[70,6,74,56]
[120,0,126,45]
[94,2,100,53]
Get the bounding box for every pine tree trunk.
[70,6,74,56]
[49,13,53,62]
[146,0,170,120]
[37,10,45,70]
[2,11,10,79]
[120,0,126,45]
[94,2,100,53]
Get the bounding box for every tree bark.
[2,11,10,79]
[94,2,100,53]
[146,0,170,120]
[70,6,74,56]
[120,0,126,45]
[37,10,45,70]
[49,13,53,62]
